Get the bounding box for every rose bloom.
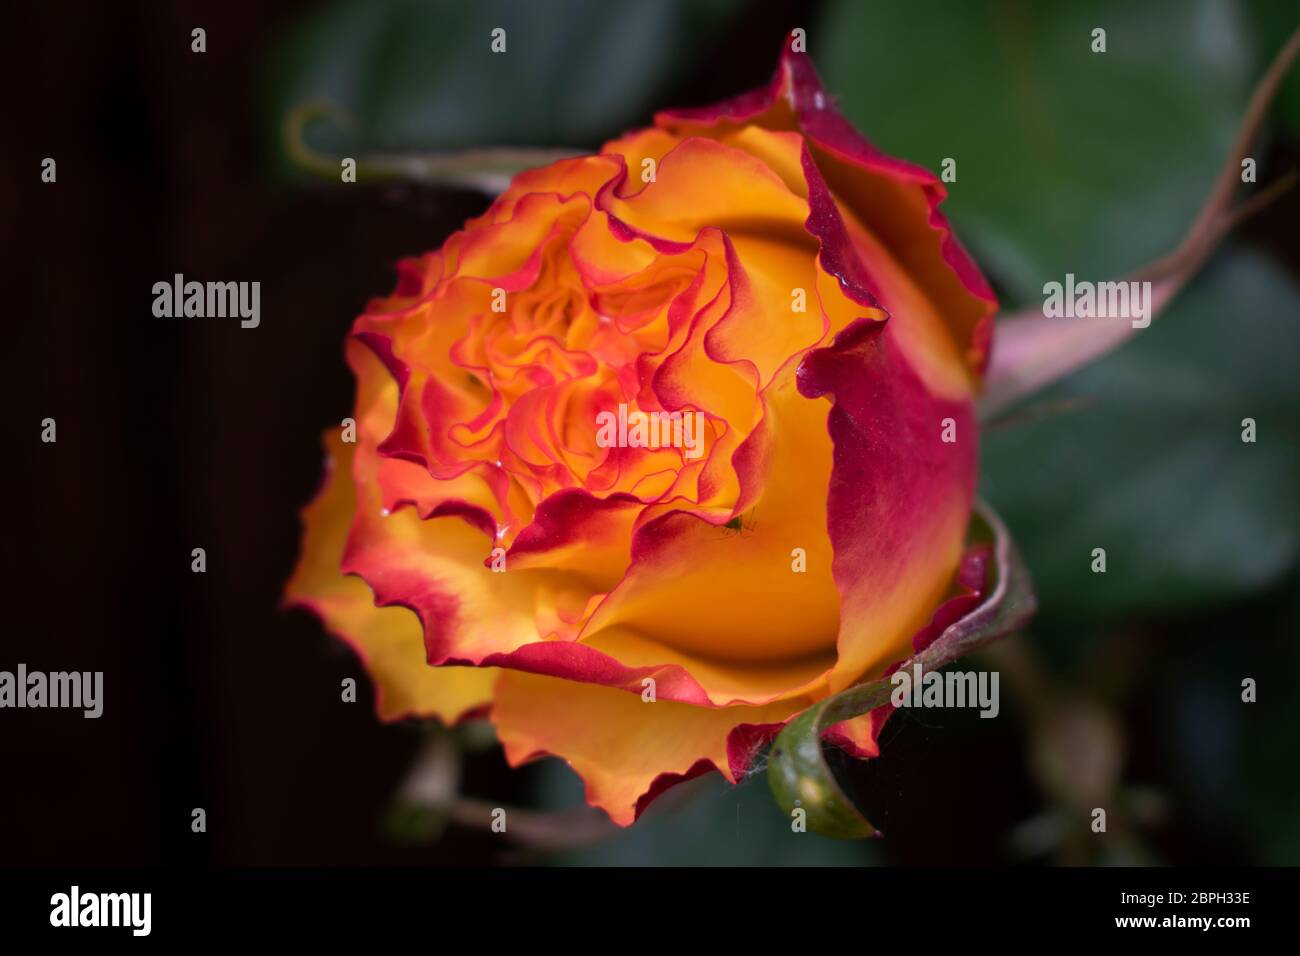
[286,41,996,826]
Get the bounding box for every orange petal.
[341,339,588,663]
[284,432,496,723]
[491,669,805,826]
[656,38,997,379]
[575,360,842,705]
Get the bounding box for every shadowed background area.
[2,0,1298,866]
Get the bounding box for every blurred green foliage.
[1249,0,1300,137]
[532,760,880,866]
[264,0,741,165]
[819,0,1258,304]
[981,248,1300,621]
[1153,580,1300,865]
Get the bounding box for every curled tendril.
[281,98,582,194]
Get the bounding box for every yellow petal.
[492,669,805,825]
[284,432,496,722]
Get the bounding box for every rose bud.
[286,34,997,826]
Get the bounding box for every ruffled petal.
[655,35,997,381]
[491,669,806,826]
[284,432,496,722]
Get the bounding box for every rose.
[285,37,997,826]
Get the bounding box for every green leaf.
[817,0,1255,304]
[766,501,1036,839]
[264,0,742,167]
[981,247,1300,620]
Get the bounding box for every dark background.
[3,0,1298,866]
